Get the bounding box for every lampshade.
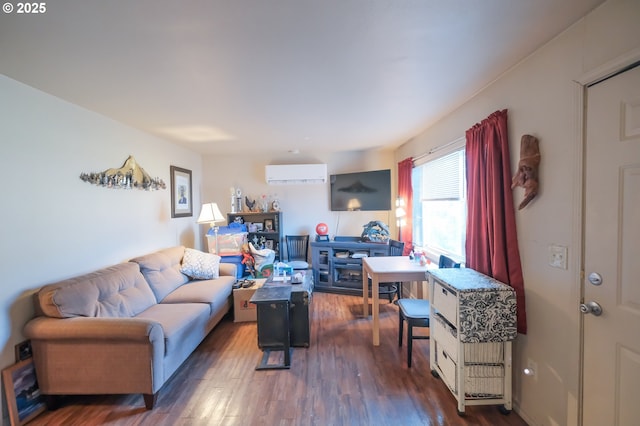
[197,202,225,225]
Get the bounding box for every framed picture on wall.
[2,359,46,426]
[170,166,193,218]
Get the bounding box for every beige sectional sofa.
[23,246,236,409]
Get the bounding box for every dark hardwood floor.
[29,292,528,425]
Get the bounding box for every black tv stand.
[310,238,390,295]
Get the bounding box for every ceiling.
[0,0,604,155]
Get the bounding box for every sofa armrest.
[24,316,165,395]
[219,262,237,277]
[24,316,164,343]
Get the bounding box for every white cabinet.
[428,268,517,415]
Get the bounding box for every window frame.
[411,141,467,265]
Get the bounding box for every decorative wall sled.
[80,155,165,190]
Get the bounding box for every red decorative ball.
[316,223,329,235]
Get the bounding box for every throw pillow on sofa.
[180,248,221,279]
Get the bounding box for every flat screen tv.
[330,169,391,211]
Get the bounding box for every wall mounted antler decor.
[511,134,540,209]
[80,155,166,190]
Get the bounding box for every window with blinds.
[412,148,466,261]
[420,150,465,201]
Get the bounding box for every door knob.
[579,301,603,316]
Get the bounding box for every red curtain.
[397,157,413,255]
[465,110,527,334]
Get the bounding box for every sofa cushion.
[135,303,210,377]
[180,248,220,280]
[161,276,234,315]
[129,246,189,302]
[36,263,157,319]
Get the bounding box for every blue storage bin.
[221,255,246,278]
[216,223,248,234]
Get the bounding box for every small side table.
[250,286,293,370]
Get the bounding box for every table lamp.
[197,202,225,254]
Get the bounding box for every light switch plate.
[548,244,568,269]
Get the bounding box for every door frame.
[574,47,640,426]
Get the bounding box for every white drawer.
[463,342,504,364]
[432,280,458,326]
[435,342,457,394]
[433,314,458,359]
[464,364,505,398]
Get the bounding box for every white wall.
[201,148,397,252]
[0,76,204,422]
[395,0,640,424]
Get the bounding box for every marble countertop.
[428,268,513,292]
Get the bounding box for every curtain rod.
[412,136,465,163]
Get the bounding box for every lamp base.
[206,226,221,254]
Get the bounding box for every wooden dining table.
[362,256,436,346]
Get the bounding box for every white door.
[583,64,640,426]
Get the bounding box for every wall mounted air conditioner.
[265,164,327,184]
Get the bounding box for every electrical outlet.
[548,244,568,269]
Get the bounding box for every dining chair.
[368,239,405,302]
[397,254,460,367]
[438,254,461,269]
[285,235,310,270]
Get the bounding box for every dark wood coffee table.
[250,270,313,369]
[264,271,313,347]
